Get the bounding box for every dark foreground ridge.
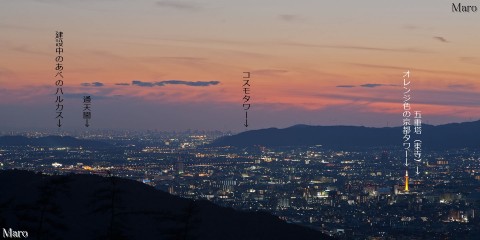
[0,170,333,240]
[211,120,480,149]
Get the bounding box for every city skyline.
[1,0,479,131]
[1,128,479,239]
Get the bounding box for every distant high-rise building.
[381,150,389,161]
[176,161,184,174]
[277,198,290,209]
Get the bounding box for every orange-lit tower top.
[404,169,409,192]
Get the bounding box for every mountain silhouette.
[211,120,480,149]
[0,170,333,240]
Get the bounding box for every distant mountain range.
[0,170,332,240]
[211,120,480,149]
[0,136,109,147]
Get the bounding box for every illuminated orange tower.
[404,169,409,192]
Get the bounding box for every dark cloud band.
[131,80,220,87]
[81,82,104,87]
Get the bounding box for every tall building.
[176,161,184,174]
[277,198,290,209]
[404,169,409,192]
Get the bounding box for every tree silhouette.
[0,197,13,227]
[179,201,200,240]
[90,171,129,240]
[15,174,70,240]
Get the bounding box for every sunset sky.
[1,0,479,131]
